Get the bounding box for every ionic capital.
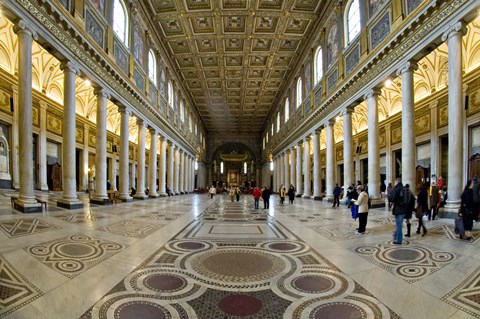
[441,21,467,42]
[13,20,38,40]
[396,60,418,77]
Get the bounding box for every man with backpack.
[388,178,409,245]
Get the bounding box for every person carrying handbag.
[416,183,428,236]
[459,179,474,240]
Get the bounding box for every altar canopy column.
[296,141,303,196]
[91,89,109,204]
[397,61,418,190]
[313,129,322,200]
[117,106,132,201]
[303,136,311,198]
[148,128,159,197]
[13,21,42,213]
[134,119,147,199]
[325,120,336,201]
[158,137,167,196]
[37,101,48,191]
[366,89,382,199]
[443,23,467,213]
[57,61,83,209]
[343,107,354,189]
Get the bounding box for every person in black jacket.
[460,179,474,239]
[262,186,272,209]
[416,183,428,236]
[404,184,415,237]
[388,178,408,245]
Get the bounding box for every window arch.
[148,49,157,85]
[345,0,361,45]
[314,47,323,85]
[284,98,290,122]
[167,81,174,108]
[296,77,303,108]
[113,0,129,47]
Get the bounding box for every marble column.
[366,89,382,199]
[325,120,336,201]
[91,89,109,204]
[174,146,180,194]
[167,141,174,193]
[279,153,285,189]
[303,136,311,198]
[148,128,159,197]
[128,148,133,192]
[158,136,167,196]
[343,107,354,189]
[290,146,296,187]
[284,151,290,189]
[443,23,467,213]
[11,87,20,190]
[397,61,418,190]
[117,106,132,201]
[81,123,89,192]
[296,141,303,196]
[385,124,393,186]
[313,129,322,200]
[134,119,147,199]
[12,21,41,212]
[57,61,83,209]
[37,101,48,191]
[429,102,440,182]
[179,150,185,194]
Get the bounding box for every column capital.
[429,101,439,110]
[159,135,166,141]
[60,60,80,75]
[396,60,418,76]
[148,126,157,135]
[315,125,324,135]
[94,88,110,100]
[286,149,291,154]
[441,21,467,42]
[364,88,382,100]
[118,105,131,115]
[13,20,38,40]
[137,118,146,127]
[38,100,48,110]
[327,119,335,127]
[304,135,311,142]
[83,123,89,130]
[179,149,184,154]
[343,104,356,115]
[297,140,303,146]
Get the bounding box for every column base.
[149,193,159,198]
[311,195,322,200]
[175,192,180,195]
[440,201,461,219]
[36,184,49,191]
[180,191,185,194]
[296,194,303,198]
[57,198,84,210]
[302,194,311,199]
[370,198,386,209]
[133,194,148,200]
[14,200,42,213]
[90,198,112,205]
[117,195,133,202]
[159,192,167,197]
[323,195,334,202]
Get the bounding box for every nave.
[0,192,479,318]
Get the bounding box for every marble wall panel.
[370,12,390,50]
[85,9,104,48]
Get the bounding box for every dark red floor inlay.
[293,275,334,293]
[269,242,297,251]
[312,303,364,319]
[218,294,263,316]
[177,241,205,250]
[116,301,168,319]
[144,273,186,292]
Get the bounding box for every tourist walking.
[388,178,409,245]
[332,183,342,207]
[236,187,241,202]
[353,185,369,235]
[262,186,271,209]
[429,182,440,220]
[208,185,216,199]
[416,183,428,236]
[253,187,261,209]
[404,184,415,237]
[279,185,286,204]
[287,185,296,204]
[460,179,474,240]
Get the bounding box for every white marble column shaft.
[296,142,303,196]
[284,151,290,188]
[179,150,185,193]
[158,137,167,196]
[134,119,147,199]
[313,130,321,199]
[174,146,180,194]
[303,136,311,198]
[325,121,336,200]
[290,147,296,187]
[367,89,381,199]
[37,102,48,191]
[168,142,174,192]
[117,106,132,201]
[11,87,20,189]
[92,89,109,202]
[148,128,159,197]
[82,124,89,191]
[343,108,354,189]
[58,61,82,208]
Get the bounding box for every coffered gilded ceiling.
[148,0,322,134]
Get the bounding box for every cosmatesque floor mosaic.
[0,192,480,318]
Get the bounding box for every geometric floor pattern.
[0,218,61,238]
[25,235,126,278]
[0,192,479,318]
[0,256,42,318]
[443,266,480,318]
[354,242,457,283]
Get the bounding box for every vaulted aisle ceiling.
[148,0,322,135]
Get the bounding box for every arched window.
[148,49,157,85]
[284,98,290,122]
[180,101,185,122]
[276,113,280,132]
[314,47,323,85]
[296,77,303,108]
[271,123,274,136]
[263,137,265,150]
[345,0,361,45]
[113,0,129,47]
[168,81,174,109]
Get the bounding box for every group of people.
[252,186,272,209]
[278,184,296,204]
[229,186,241,202]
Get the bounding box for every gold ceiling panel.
[149,0,321,134]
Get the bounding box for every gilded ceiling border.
[13,0,196,155]
[271,0,469,155]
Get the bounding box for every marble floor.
[0,191,479,318]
